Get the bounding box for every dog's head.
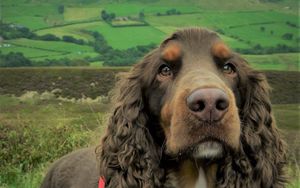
[142,28,241,160]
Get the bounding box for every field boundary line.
[32,19,102,32]
[8,42,73,53]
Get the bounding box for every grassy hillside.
[1,38,99,61]
[85,23,165,49]
[1,0,299,68]
[244,53,299,71]
[35,22,100,41]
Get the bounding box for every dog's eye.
[222,63,235,74]
[159,64,173,77]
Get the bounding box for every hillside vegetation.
[0,0,299,69]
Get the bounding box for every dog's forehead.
[174,28,219,45]
[161,28,231,62]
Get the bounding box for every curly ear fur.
[216,62,287,188]
[96,52,164,188]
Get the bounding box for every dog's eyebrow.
[211,42,231,60]
[161,43,182,62]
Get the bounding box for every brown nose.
[186,88,229,122]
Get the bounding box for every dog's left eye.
[159,64,173,77]
[222,63,235,74]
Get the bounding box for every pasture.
[35,22,101,41]
[85,23,165,49]
[2,0,63,30]
[102,2,199,16]
[244,53,299,71]
[64,7,101,22]
[1,0,299,65]
[1,38,98,61]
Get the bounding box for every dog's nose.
[186,88,229,122]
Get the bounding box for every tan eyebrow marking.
[161,43,182,62]
[211,42,231,59]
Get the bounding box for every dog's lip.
[192,139,224,159]
[197,136,223,144]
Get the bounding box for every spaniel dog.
[41,28,287,188]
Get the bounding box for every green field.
[1,38,99,61]
[244,53,299,71]
[0,45,62,59]
[35,22,101,41]
[85,23,165,49]
[102,2,200,16]
[64,7,102,22]
[2,1,64,30]
[35,9,298,51]
[1,0,299,66]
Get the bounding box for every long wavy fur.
[96,51,164,188]
[216,62,287,188]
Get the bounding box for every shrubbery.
[101,10,116,22]
[0,22,36,39]
[101,44,156,66]
[282,33,293,40]
[0,52,91,67]
[156,8,181,16]
[0,52,32,67]
[0,22,85,45]
[236,44,299,54]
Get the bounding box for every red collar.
[98,177,105,188]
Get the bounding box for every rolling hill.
[0,0,299,70]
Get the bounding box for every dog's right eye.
[159,64,173,77]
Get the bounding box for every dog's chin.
[192,141,224,159]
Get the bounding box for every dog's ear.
[96,51,164,188]
[217,59,287,187]
[241,66,287,187]
[226,58,287,186]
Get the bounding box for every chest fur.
[165,160,217,188]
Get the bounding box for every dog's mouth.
[173,137,228,161]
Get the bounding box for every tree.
[110,13,116,20]
[58,5,64,14]
[37,34,60,41]
[139,11,145,19]
[282,33,293,40]
[101,10,109,20]
[0,52,32,67]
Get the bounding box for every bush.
[62,35,85,45]
[235,43,299,54]
[34,34,60,41]
[101,10,116,22]
[0,23,36,39]
[0,52,32,67]
[282,33,293,40]
[58,4,64,14]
